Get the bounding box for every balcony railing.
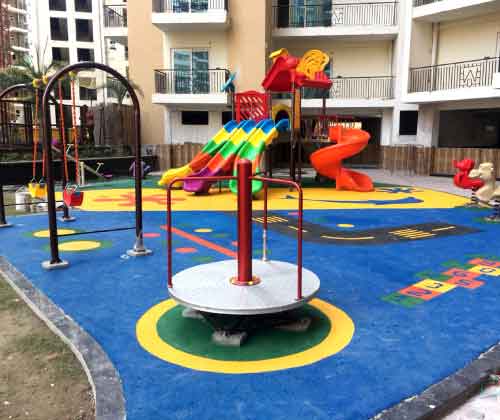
[413,0,442,6]
[297,76,394,100]
[153,0,228,13]
[409,57,500,93]
[9,16,27,30]
[104,5,128,28]
[155,68,229,94]
[273,2,398,29]
[8,0,27,10]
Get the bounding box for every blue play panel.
[2,206,500,419]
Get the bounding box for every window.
[49,0,66,11]
[173,0,208,13]
[75,0,92,12]
[79,78,97,101]
[399,111,418,135]
[52,47,70,64]
[50,17,68,41]
[182,111,209,125]
[282,0,332,28]
[222,111,233,125]
[172,49,209,94]
[77,48,94,62]
[75,19,93,42]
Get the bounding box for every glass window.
[49,0,66,11]
[75,19,93,42]
[400,111,419,135]
[52,47,70,64]
[50,17,68,41]
[181,111,209,125]
[77,48,94,62]
[172,49,209,94]
[75,0,92,12]
[222,111,233,125]
[289,0,331,28]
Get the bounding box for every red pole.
[233,159,256,286]
[262,181,268,261]
[167,184,173,288]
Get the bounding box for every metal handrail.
[154,68,230,94]
[409,56,500,93]
[153,0,228,13]
[166,174,305,300]
[104,5,127,27]
[273,1,399,28]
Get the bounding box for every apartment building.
[0,0,29,68]
[128,0,500,174]
[30,0,128,108]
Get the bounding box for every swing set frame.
[41,61,151,269]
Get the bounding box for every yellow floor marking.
[321,235,375,241]
[59,240,102,252]
[136,298,355,374]
[288,226,308,233]
[72,186,469,213]
[432,226,456,232]
[33,229,76,238]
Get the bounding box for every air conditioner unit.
[493,73,500,89]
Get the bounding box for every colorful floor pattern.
[3,184,500,419]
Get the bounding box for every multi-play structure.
[159,48,374,193]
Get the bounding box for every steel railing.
[104,5,127,28]
[296,76,394,99]
[154,68,229,94]
[153,0,228,13]
[413,0,443,6]
[409,57,500,93]
[273,1,398,28]
[7,0,27,10]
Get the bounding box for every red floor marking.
[161,225,237,258]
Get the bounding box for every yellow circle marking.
[59,240,102,252]
[337,224,354,228]
[136,298,354,374]
[34,229,76,238]
[194,228,213,233]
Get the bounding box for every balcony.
[7,0,27,13]
[413,0,500,22]
[11,35,29,52]
[152,0,229,32]
[103,5,128,42]
[277,76,394,108]
[273,2,399,39]
[153,68,231,108]
[9,16,27,33]
[407,57,500,102]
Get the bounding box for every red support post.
[233,159,255,286]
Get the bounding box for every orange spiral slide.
[310,125,374,192]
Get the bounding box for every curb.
[0,257,126,420]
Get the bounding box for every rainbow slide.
[310,125,374,192]
[229,118,289,195]
[158,120,239,188]
[183,120,259,194]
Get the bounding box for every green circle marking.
[156,304,331,361]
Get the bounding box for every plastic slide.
[229,118,289,195]
[158,120,239,188]
[183,120,259,194]
[310,125,374,192]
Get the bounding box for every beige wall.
[409,21,433,68]
[127,0,165,146]
[275,39,394,77]
[227,0,268,92]
[437,11,500,63]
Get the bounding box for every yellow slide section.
[158,121,238,188]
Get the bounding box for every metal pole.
[262,181,268,261]
[167,183,173,288]
[297,187,303,300]
[233,159,255,285]
[0,184,11,228]
[41,87,68,269]
[290,86,296,181]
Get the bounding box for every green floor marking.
[156,304,331,361]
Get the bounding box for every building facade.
[0,0,29,68]
[29,0,128,107]
[127,0,500,175]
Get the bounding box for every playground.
[3,53,500,420]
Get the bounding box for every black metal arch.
[41,61,148,267]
